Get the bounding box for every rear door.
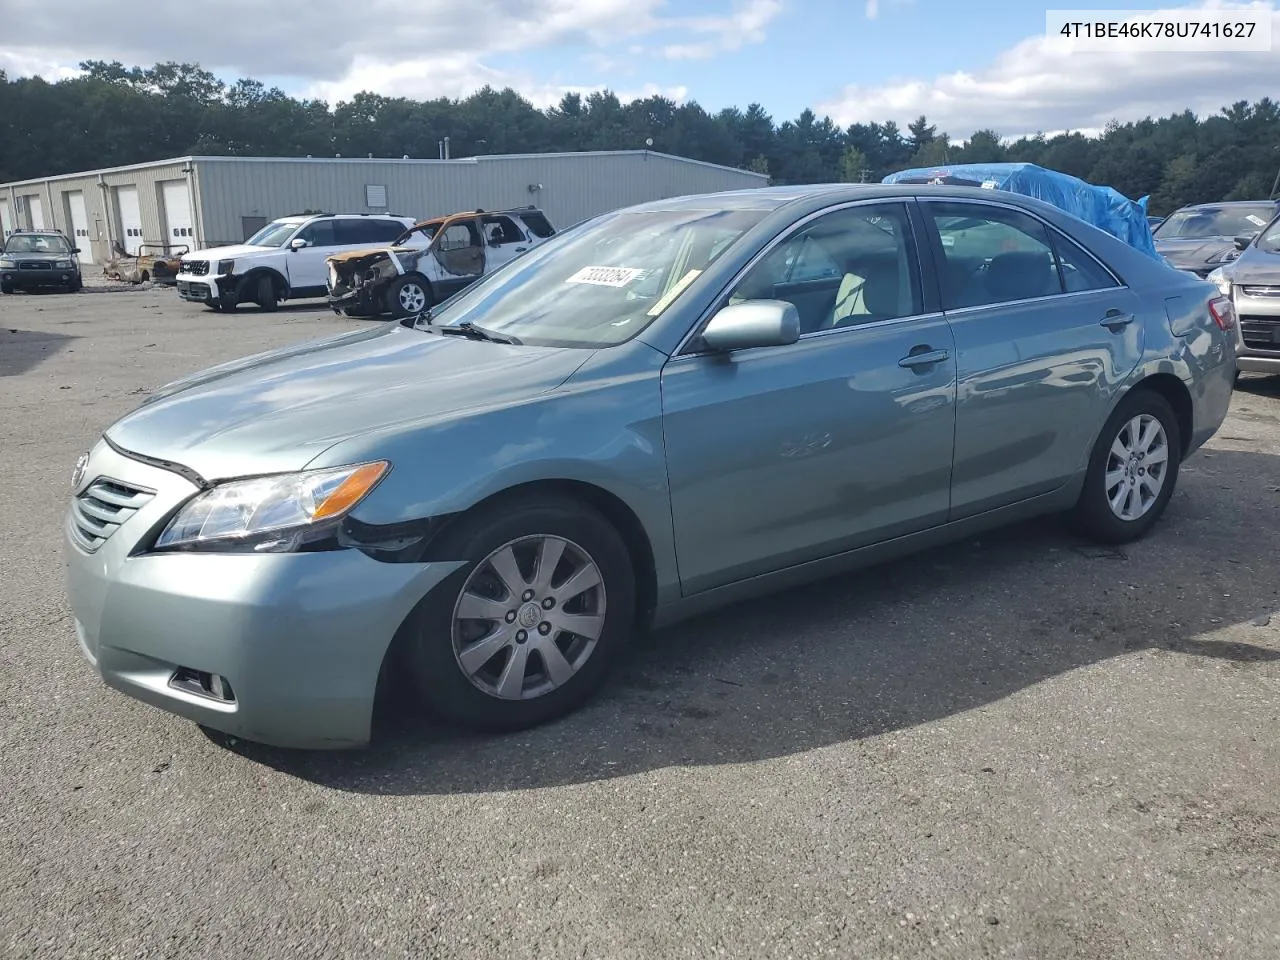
[481,215,531,271]
[917,198,1145,518]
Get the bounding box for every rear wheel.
[404,495,635,732]
[387,275,430,319]
[1072,389,1181,544]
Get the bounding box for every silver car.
[63,184,1239,749]
[1207,211,1280,375]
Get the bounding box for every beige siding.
[4,152,768,257]
[193,153,767,246]
[2,161,192,264]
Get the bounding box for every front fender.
[308,341,682,603]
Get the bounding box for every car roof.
[1173,200,1279,211]
[401,207,546,234]
[272,214,415,225]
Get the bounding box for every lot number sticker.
[566,265,644,287]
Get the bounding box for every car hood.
[183,243,275,262]
[104,323,593,480]
[1155,237,1239,269]
[1228,246,1280,284]
[3,250,71,261]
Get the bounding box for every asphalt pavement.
[2,277,1278,959]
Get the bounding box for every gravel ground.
[2,278,1278,959]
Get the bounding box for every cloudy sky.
[2,0,1278,139]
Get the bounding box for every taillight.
[1208,295,1236,331]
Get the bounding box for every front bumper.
[2,265,79,288]
[175,276,219,303]
[1233,285,1280,374]
[63,439,461,749]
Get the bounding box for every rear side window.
[482,216,525,245]
[519,211,555,238]
[334,218,406,244]
[1050,230,1119,293]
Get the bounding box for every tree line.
[2,61,1278,215]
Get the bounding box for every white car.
[326,207,557,318]
[175,214,419,311]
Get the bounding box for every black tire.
[386,275,431,319]
[342,304,382,319]
[1,283,13,295]
[253,274,279,312]
[1072,388,1182,544]
[404,494,636,732]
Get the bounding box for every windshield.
[1154,205,1275,240]
[428,208,766,347]
[4,234,71,254]
[1258,216,1280,254]
[245,221,301,247]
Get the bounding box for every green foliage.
[2,63,1278,214]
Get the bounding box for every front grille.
[19,261,52,270]
[183,260,209,276]
[1239,285,1280,298]
[70,477,155,552]
[1239,314,1280,352]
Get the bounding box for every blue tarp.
[882,162,1162,261]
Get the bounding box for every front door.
[918,199,1146,518]
[661,201,958,595]
[430,220,487,300]
[285,219,343,293]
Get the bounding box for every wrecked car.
[326,207,557,318]
[103,242,189,286]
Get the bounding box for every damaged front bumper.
[326,253,399,316]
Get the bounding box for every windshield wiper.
[437,321,520,345]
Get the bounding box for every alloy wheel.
[1104,413,1169,521]
[398,282,427,314]
[451,535,607,700]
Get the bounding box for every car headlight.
[153,460,389,553]
[0,258,14,268]
[217,259,235,274]
[1205,267,1233,297]
[55,259,73,268]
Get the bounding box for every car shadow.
[213,448,1280,795]
[0,327,79,377]
[1235,372,1280,398]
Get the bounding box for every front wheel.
[387,275,430,319]
[1072,389,1182,544]
[1,282,13,295]
[405,495,636,732]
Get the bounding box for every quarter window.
[929,203,1062,309]
[1051,231,1120,292]
[728,203,922,335]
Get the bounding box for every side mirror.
[1233,234,1256,251]
[71,247,80,253]
[700,300,800,352]
[290,237,310,251]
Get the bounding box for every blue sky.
[3,0,1279,140]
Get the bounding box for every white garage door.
[115,185,143,254]
[0,198,12,239]
[66,191,92,263]
[160,180,194,249]
[28,195,45,230]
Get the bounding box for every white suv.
[176,214,420,311]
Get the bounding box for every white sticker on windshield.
[981,180,999,190]
[1246,215,1267,226]
[566,265,644,287]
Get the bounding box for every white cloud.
[865,0,879,19]
[819,0,1280,139]
[662,0,784,59]
[0,0,777,107]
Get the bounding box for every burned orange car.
[103,242,189,286]
[326,207,556,318]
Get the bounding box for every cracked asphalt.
[2,278,1278,959]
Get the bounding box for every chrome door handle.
[1100,310,1134,331]
[898,348,950,369]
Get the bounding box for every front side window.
[296,219,337,247]
[427,207,768,347]
[727,203,921,334]
[929,203,1062,309]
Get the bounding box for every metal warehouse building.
[0,151,768,265]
